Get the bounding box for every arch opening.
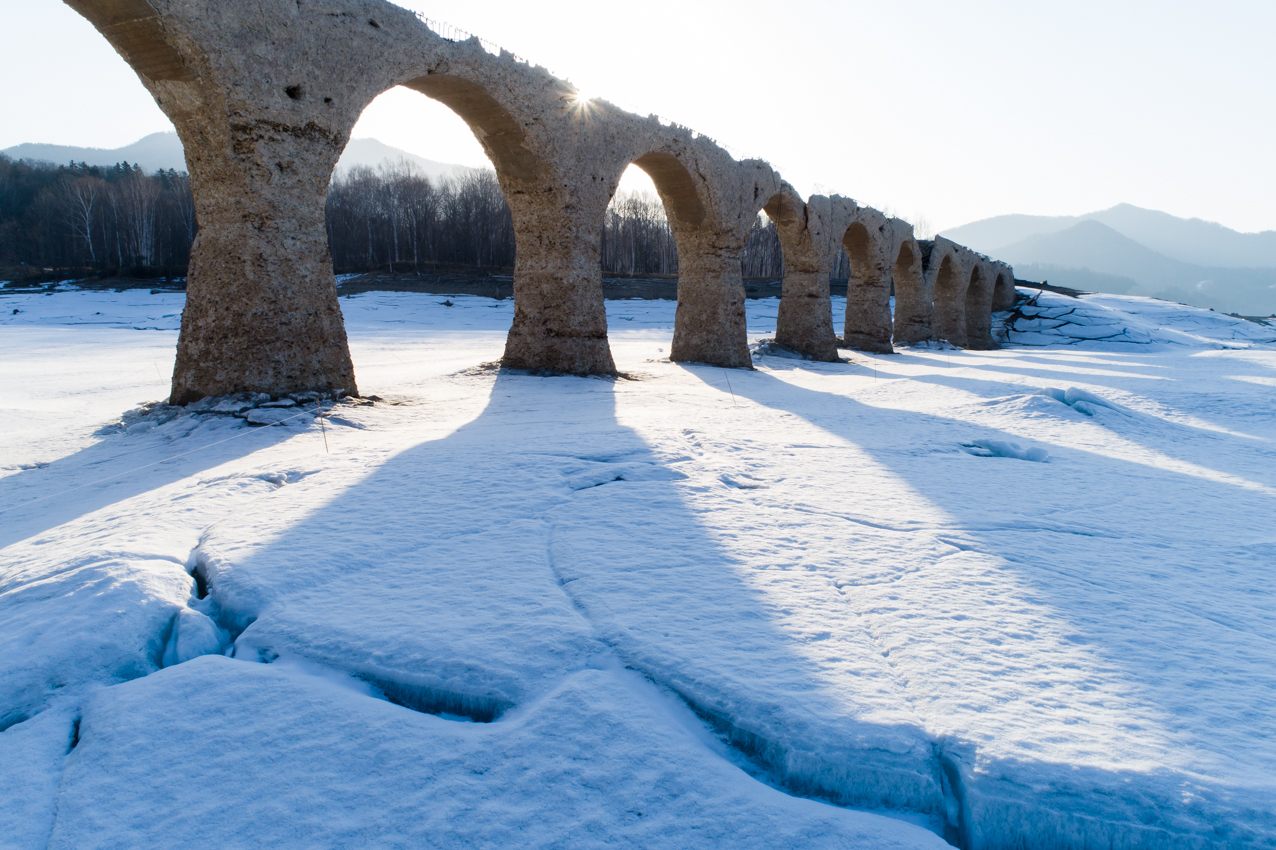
[841,220,893,354]
[931,253,969,347]
[891,239,932,345]
[964,265,994,349]
[611,149,748,368]
[633,152,707,228]
[328,84,516,279]
[402,75,543,185]
[831,246,850,282]
[600,165,678,281]
[335,74,614,375]
[843,221,872,279]
[744,206,783,281]
[992,271,1016,313]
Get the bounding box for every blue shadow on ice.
[680,358,1275,849]
[184,367,969,844]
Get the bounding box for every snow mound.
[750,339,817,360]
[964,439,1050,462]
[1036,386,1122,417]
[0,703,76,850]
[160,608,226,667]
[49,656,945,849]
[999,289,1276,349]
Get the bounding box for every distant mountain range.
[943,204,1276,316]
[7,134,1273,315]
[2,132,474,184]
[3,132,187,174]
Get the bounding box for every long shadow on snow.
[688,360,1275,848]
[859,347,1276,491]
[195,367,968,843]
[897,364,1276,492]
[0,418,310,555]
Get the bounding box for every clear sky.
[3,0,1273,234]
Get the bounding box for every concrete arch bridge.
[66,0,1019,403]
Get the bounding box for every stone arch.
[991,264,1017,312]
[925,238,969,347]
[382,71,616,376]
[401,75,545,185]
[841,206,894,354]
[964,262,995,349]
[632,152,709,228]
[622,148,738,366]
[604,133,779,369]
[765,187,840,361]
[65,0,1021,394]
[890,224,932,345]
[66,0,628,400]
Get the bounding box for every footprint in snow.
[721,472,769,489]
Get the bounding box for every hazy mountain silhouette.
[2,132,475,183]
[945,204,1276,270]
[941,212,1083,255]
[1087,205,1276,269]
[3,132,187,173]
[995,220,1276,315]
[1000,220,1185,282]
[332,138,477,181]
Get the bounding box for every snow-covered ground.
[2,287,1274,849]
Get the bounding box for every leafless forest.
[1,156,832,283]
[0,157,195,279]
[325,163,793,279]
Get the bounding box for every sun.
[570,87,596,118]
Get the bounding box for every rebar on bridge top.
[415,13,526,64]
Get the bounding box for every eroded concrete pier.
[67,0,1018,400]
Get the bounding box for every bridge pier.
[841,207,896,355]
[964,260,997,350]
[891,229,933,345]
[170,162,357,404]
[669,245,753,368]
[925,237,971,347]
[502,214,615,374]
[769,191,842,362]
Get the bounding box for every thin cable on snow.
[0,406,328,517]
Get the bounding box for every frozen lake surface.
[2,288,1274,848]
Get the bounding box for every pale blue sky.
[4,0,1273,233]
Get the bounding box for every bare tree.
[169,171,197,248]
[115,174,161,265]
[57,176,103,263]
[741,214,782,278]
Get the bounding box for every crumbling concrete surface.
[922,237,973,348]
[839,205,896,355]
[767,188,843,361]
[888,223,932,346]
[66,0,1018,400]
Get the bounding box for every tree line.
[0,155,195,280]
[326,164,516,273]
[1,155,803,283]
[328,162,788,279]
